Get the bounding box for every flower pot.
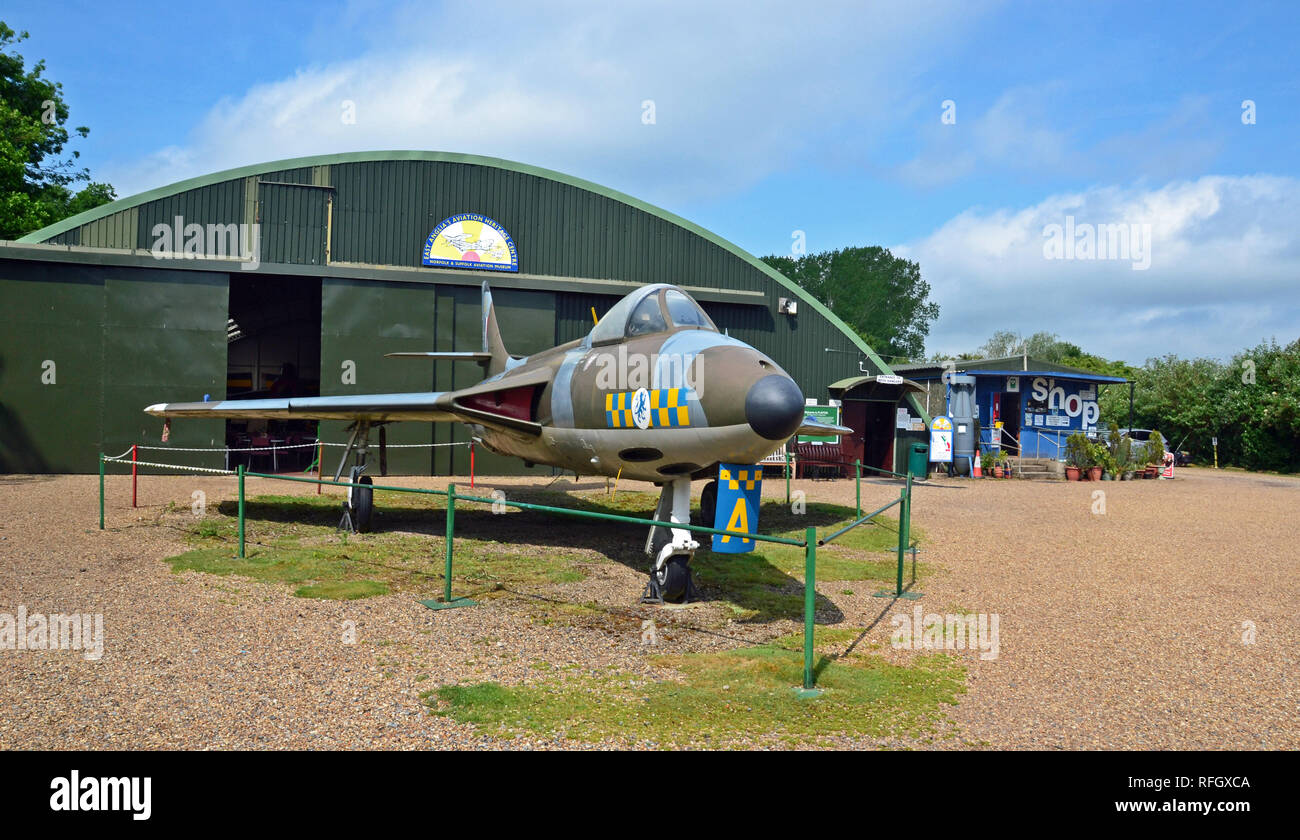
[1087,466,1103,481]
[1065,466,1081,481]
[1145,466,1157,478]
[993,467,1004,478]
[1123,470,1134,481]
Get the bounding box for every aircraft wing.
[146,365,554,437]
[795,414,854,437]
[144,393,460,423]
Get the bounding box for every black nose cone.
[745,374,805,440]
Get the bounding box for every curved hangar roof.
[16,150,906,403]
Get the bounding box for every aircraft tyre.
[353,475,374,533]
[656,554,691,603]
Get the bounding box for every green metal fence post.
[419,482,476,610]
[898,475,911,595]
[98,453,105,530]
[237,465,246,559]
[895,483,906,595]
[855,459,861,519]
[872,475,922,600]
[799,526,822,697]
[444,482,455,604]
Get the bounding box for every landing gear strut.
[335,421,375,533]
[642,475,700,604]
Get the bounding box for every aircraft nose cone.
[745,374,805,440]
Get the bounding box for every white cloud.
[897,175,1300,362]
[104,0,994,204]
[896,88,1224,189]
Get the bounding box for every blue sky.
[8,0,1299,363]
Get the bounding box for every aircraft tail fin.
[482,281,511,377]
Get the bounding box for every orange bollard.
[132,444,138,508]
[470,441,475,489]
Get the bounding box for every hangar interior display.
[1,151,929,475]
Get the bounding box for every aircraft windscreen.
[626,294,668,337]
[664,289,715,330]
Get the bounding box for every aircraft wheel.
[656,555,691,603]
[700,480,718,527]
[353,475,374,533]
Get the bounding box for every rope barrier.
[132,440,472,452]
[102,455,235,475]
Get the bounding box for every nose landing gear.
[642,475,700,604]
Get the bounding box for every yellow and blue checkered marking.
[604,389,691,428]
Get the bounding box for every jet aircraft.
[146,282,850,601]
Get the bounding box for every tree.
[977,330,1081,363]
[0,22,115,239]
[762,245,939,360]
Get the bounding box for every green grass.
[427,629,965,748]
[295,580,389,600]
[164,485,926,613]
[165,492,590,600]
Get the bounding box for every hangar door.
[101,270,230,473]
[0,261,228,473]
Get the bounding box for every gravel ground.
[0,467,1296,750]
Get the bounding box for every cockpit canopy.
[589,284,717,346]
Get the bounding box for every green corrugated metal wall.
[0,259,226,473]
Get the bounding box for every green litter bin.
[907,442,929,479]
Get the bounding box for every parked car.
[1089,427,1192,465]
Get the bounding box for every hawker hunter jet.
[146,282,850,602]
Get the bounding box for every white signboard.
[930,416,954,462]
[896,407,911,429]
[877,374,904,385]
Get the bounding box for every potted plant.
[1064,432,1089,481]
[1142,431,1165,478]
[980,451,995,478]
[995,449,1012,478]
[1115,436,1134,480]
[1086,442,1105,481]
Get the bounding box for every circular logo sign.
[631,387,652,430]
[421,213,519,272]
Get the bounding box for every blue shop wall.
[973,374,1102,459]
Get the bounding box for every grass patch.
[295,580,389,600]
[164,484,927,614]
[427,632,964,747]
[165,492,591,600]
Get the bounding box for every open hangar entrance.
[827,375,927,475]
[224,274,322,470]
